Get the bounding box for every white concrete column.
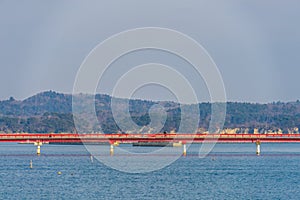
[256,141,261,155]
[183,143,187,156]
[110,144,114,156]
[34,142,43,155]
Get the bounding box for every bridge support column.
[110,144,114,156]
[34,142,43,155]
[256,141,261,155]
[183,143,187,156]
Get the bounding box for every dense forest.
[0,91,300,134]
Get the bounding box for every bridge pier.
[34,142,43,155]
[110,144,114,156]
[183,143,187,156]
[256,141,261,155]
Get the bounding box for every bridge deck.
[1,133,300,143]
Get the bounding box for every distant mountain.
[0,91,300,133]
[0,91,72,117]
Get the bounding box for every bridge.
[1,133,300,155]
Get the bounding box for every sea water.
[0,143,299,200]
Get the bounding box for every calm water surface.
[0,143,299,199]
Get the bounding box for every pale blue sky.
[0,1,299,102]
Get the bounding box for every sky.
[0,1,300,103]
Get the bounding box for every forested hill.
[0,91,300,133]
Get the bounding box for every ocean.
[0,143,299,199]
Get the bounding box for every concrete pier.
[34,142,43,155]
[110,144,114,156]
[183,143,187,156]
[256,141,261,155]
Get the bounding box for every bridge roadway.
[1,133,300,143]
[1,133,300,155]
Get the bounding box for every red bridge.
[1,133,300,155]
[1,133,300,143]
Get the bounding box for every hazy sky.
[0,1,299,103]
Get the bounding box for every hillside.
[0,91,300,133]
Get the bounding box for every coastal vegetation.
[0,91,299,134]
